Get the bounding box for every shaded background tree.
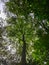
[4,0,49,65]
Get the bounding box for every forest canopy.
[0,0,49,65]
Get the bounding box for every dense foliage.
[0,0,49,65]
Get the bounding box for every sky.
[0,1,6,19]
[0,1,8,27]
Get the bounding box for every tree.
[6,14,36,65]
[0,17,8,65]
[5,0,49,65]
[27,0,49,21]
[5,0,37,65]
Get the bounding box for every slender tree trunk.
[21,34,26,65]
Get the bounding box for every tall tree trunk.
[21,34,26,65]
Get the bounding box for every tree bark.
[21,34,26,65]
